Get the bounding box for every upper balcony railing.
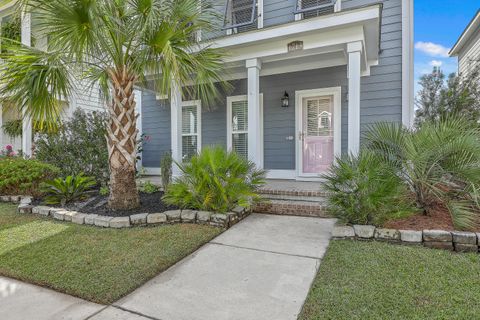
[294,0,338,20]
[222,0,258,34]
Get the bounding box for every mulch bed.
[384,204,456,231]
[31,192,178,217]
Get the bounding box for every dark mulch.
[384,204,456,231]
[32,192,178,217]
[76,192,178,217]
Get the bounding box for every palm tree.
[0,0,227,209]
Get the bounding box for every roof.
[449,9,480,56]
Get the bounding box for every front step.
[253,199,329,218]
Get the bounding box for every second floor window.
[296,0,336,19]
[223,0,257,33]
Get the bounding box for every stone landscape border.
[333,224,480,253]
[0,195,248,229]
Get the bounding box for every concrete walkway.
[1,214,335,320]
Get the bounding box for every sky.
[414,0,480,93]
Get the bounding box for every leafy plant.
[99,186,110,196]
[42,174,96,206]
[138,181,159,194]
[0,158,60,197]
[365,117,480,230]
[322,151,413,225]
[35,110,109,184]
[161,151,173,191]
[1,120,22,138]
[163,146,266,213]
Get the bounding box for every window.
[223,0,258,33]
[181,101,201,161]
[227,94,263,160]
[295,0,336,20]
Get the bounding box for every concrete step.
[253,199,330,218]
[261,193,326,203]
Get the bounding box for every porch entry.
[296,87,341,178]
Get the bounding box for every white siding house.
[450,10,480,76]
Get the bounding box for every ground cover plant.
[0,203,220,304]
[42,174,96,205]
[300,240,480,320]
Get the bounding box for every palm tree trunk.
[106,67,140,209]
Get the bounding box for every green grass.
[300,240,480,320]
[0,203,221,304]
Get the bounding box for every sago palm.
[365,117,480,230]
[0,0,227,209]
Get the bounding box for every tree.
[0,0,227,209]
[415,67,480,127]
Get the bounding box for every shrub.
[0,158,60,197]
[322,151,413,225]
[99,186,110,196]
[138,180,159,194]
[365,117,480,230]
[163,146,266,213]
[160,151,173,191]
[42,174,96,206]
[35,110,109,184]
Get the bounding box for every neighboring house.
[0,0,105,155]
[140,0,414,181]
[449,10,480,76]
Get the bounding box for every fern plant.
[162,146,266,213]
[322,151,413,225]
[42,174,96,206]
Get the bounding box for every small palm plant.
[0,0,227,209]
[163,146,266,213]
[43,174,96,206]
[365,117,480,230]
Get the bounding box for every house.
[0,0,105,155]
[139,0,414,181]
[449,10,480,76]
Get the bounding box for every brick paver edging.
[333,224,479,253]
[1,195,248,229]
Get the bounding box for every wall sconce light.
[281,91,289,108]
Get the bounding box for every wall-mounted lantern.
[281,91,289,108]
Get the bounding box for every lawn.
[300,240,480,320]
[0,203,221,304]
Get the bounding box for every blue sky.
[414,0,480,93]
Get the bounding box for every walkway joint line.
[112,305,166,320]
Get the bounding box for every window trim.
[226,94,263,159]
[181,100,202,160]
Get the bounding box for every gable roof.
[449,9,480,56]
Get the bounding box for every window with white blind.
[181,100,201,161]
[227,95,263,160]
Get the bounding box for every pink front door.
[302,96,334,174]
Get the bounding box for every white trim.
[347,41,362,154]
[266,170,296,180]
[257,0,264,29]
[334,0,342,12]
[142,167,161,176]
[170,83,182,176]
[181,99,202,157]
[226,94,263,161]
[401,0,414,128]
[295,87,342,179]
[449,10,480,56]
[21,11,32,157]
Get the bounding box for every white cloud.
[415,42,451,57]
[429,60,443,67]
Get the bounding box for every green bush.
[0,158,60,197]
[365,117,480,230]
[138,180,159,194]
[35,110,109,184]
[99,186,110,196]
[42,174,96,206]
[321,151,413,225]
[163,146,266,213]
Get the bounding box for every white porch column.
[21,11,33,157]
[134,89,143,169]
[170,83,183,176]
[347,41,362,154]
[0,104,3,148]
[246,58,263,169]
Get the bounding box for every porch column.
[21,11,33,157]
[134,89,143,169]
[170,82,183,176]
[246,58,263,168]
[347,41,362,154]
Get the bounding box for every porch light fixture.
[281,91,289,108]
